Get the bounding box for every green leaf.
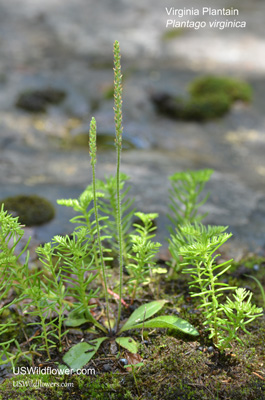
[119,300,168,333]
[129,315,199,336]
[65,317,89,327]
[62,337,107,371]
[115,337,139,353]
[65,311,107,333]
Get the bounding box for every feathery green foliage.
[126,212,162,303]
[168,169,213,228]
[168,169,213,273]
[175,223,263,350]
[96,173,135,264]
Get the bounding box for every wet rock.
[16,88,66,113]
[0,194,55,226]
[207,346,214,353]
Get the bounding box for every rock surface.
[1,0,265,257]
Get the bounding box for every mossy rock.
[181,93,231,121]
[0,195,55,226]
[16,88,66,112]
[151,75,252,121]
[189,75,252,103]
[151,92,230,121]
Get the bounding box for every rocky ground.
[1,0,265,257]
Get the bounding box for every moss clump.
[189,75,252,103]
[179,93,231,121]
[0,195,55,226]
[0,373,134,400]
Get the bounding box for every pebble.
[102,364,112,372]
[119,358,128,367]
[253,264,259,271]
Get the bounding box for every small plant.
[174,223,263,351]
[168,169,213,228]
[89,115,112,330]
[168,168,213,273]
[124,362,144,396]
[245,274,265,308]
[218,288,263,350]
[126,212,162,303]
[60,41,199,370]
[0,205,41,366]
[95,173,135,265]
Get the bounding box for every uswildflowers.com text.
[13,367,96,376]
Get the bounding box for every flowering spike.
[89,117,97,166]
[113,40,123,148]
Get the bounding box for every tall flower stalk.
[113,41,124,330]
[89,117,111,330]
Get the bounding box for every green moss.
[0,373,133,400]
[1,325,265,400]
[180,93,231,121]
[189,75,252,103]
[0,195,55,226]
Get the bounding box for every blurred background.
[1,0,265,257]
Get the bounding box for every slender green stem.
[89,117,111,331]
[113,40,124,330]
[38,306,51,359]
[206,257,219,345]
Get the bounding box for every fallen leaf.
[124,351,143,371]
